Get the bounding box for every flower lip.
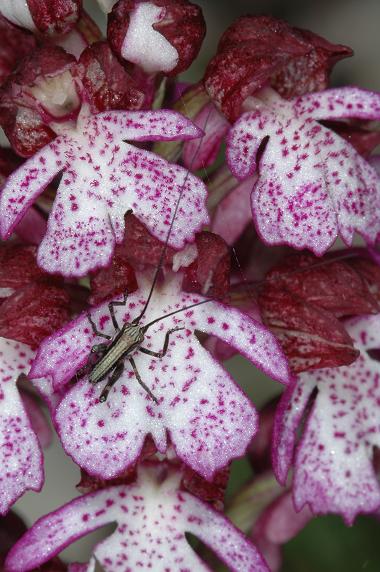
[5,462,270,572]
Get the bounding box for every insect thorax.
[89,323,144,385]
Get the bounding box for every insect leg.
[129,356,158,404]
[76,343,109,383]
[139,327,184,358]
[99,361,124,403]
[108,292,128,330]
[87,312,111,340]
[91,343,109,354]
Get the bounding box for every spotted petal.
[0,338,43,514]
[31,272,289,480]
[6,464,268,572]
[227,87,380,255]
[273,314,380,524]
[0,109,208,277]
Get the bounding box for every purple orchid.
[6,463,269,572]
[227,87,380,255]
[2,6,380,569]
[273,313,380,524]
[30,272,289,480]
[0,337,43,515]
[0,107,208,277]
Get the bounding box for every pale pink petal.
[6,464,268,572]
[227,88,380,255]
[272,376,315,485]
[182,102,229,171]
[211,176,255,245]
[0,338,43,514]
[14,207,47,246]
[31,272,289,479]
[252,490,313,572]
[274,314,380,523]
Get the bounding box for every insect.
[85,294,205,403]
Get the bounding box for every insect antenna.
[132,106,214,326]
[141,299,211,332]
[142,248,366,333]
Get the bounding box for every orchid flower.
[227,87,380,255]
[6,463,269,572]
[273,313,380,524]
[0,337,42,515]
[0,108,208,277]
[30,271,290,480]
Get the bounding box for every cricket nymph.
[84,290,209,404]
[89,323,145,385]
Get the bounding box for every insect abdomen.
[89,324,143,384]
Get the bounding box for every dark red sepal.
[181,465,229,509]
[122,212,176,267]
[182,231,231,299]
[152,0,206,75]
[0,15,36,86]
[348,255,380,305]
[265,252,380,318]
[0,282,70,349]
[75,40,145,113]
[259,285,359,373]
[27,0,81,36]
[0,244,44,289]
[257,252,380,373]
[204,15,352,121]
[89,253,138,305]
